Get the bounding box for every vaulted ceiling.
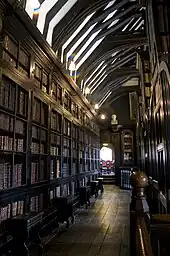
[25,0,147,108]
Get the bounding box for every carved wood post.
[130,171,150,255]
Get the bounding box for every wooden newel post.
[130,171,150,254]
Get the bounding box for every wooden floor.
[46,185,130,256]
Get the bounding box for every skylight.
[87,64,107,87]
[91,74,108,94]
[47,0,78,45]
[102,10,117,23]
[61,12,95,62]
[135,20,144,30]
[111,58,117,64]
[66,23,97,63]
[104,0,116,10]
[122,17,134,31]
[129,17,142,31]
[108,19,119,28]
[76,37,105,69]
[112,51,119,57]
[37,0,59,34]
[74,29,102,62]
[90,71,107,90]
[99,91,112,107]
[84,61,105,85]
[25,0,40,19]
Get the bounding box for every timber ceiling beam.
[53,0,112,50]
[62,0,134,59]
[77,34,147,80]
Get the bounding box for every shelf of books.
[31,97,48,184]
[122,130,134,165]
[29,193,44,213]
[78,129,85,173]
[72,124,78,176]
[0,12,102,252]
[50,109,61,180]
[62,118,71,177]
[0,75,28,227]
[0,76,28,190]
[84,133,89,172]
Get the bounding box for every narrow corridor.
[46,186,130,256]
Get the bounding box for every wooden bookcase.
[121,130,134,165]
[0,3,100,245]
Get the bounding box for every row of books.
[50,146,60,156]
[72,127,78,139]
[0,163,23,189]
[50,159,60,180]
[0,136,13,151]
[14,138,24,152]
[31,161,45,183]
[31,142,45,154]
[51,133,61,145]
[33,101,48,126]
[72,163,77,175]
[62,163,70,177]
[72,149,78,158]
[13,164,22,187]
[72,140,77,149]
[0,200,24,223]
[0,77,27,116]
[79,164,84,173]
[61,183,69,197]
[16,119,25,134]
[72,181,75,195]
[0,112,14,132]
[49,186,61,200]
[63,148,71,157]
[32,126,40,140]
[0,79,15,111]
[17,89,27,116]
[0,136,24,152]
[0,162,11,189]
[33,99,41,123]
[63,137,71,147]
[31,162,39,184]
[63,120,71,136]
[32,126,47,142]
[51,112,58,130]
[30,194,44,212]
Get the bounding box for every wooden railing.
[130,170,153,256]
[131,170,170,255]
[136,217,153,256]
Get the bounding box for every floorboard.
[46,185,131,256]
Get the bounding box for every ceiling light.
[85,87,90,95]
[103,143,108,146]
[69,60,76,71]
[94,104,99,110]
[100,114,106,120]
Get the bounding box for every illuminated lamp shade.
[94,103,99,110]
[69,60,76,71]
[100,114,106,120]
[85,87,90,95]
[33,6,40,16]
